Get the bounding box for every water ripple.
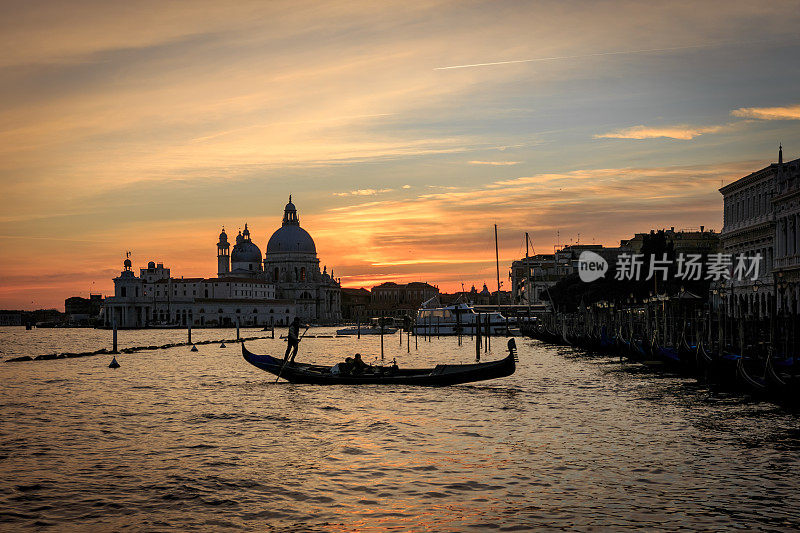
[1,328,799,530]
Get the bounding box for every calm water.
[1,327,799,531]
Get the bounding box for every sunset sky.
[1,1,800,310]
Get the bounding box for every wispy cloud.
[468,160,520,166]
[334,188,395,197]
[596,101,800,141]
[595,124,728,140]
[433,39,784,70]
[731,104,800,120]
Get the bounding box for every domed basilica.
[104,197,340,328]
[217,197,341,322]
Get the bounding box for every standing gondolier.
[283,316,305,364]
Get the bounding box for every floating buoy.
[108,356,120,369]
[190,345,198,352]
[220,342,226,348]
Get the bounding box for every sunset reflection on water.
[1,327,799,530]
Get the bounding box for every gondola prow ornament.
[507,338,518,362]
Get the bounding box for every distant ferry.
[413,301,511,336]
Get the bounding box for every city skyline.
[2,1,800,309]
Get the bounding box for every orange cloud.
[731,104,800,120]
[334,188,395,197]
[468,160,520,166]
[595,124,728,140]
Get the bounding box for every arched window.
[274,267,279,282]
[218,308,223,314]
[300,267,306,281]
[121,287,127,297]
[253,308,258,313]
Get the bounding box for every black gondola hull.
[242,344,516,385]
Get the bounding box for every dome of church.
[231,240,262,263]
[231,224,262,263]
[267,225,316,254]
[266,196,317,255]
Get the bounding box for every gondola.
[696,340,713,371]
[736,355,769,394]
[241,340,517,385]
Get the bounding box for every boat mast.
[494,224,501,310]
[525,232,531,318]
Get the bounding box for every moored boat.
[413,300,511,336]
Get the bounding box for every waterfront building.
[0,312,22,326]
[64,294,104,324]
[368,282,439,318]
[511,245,624,306]
[718,147,799,316]
[511,254,558,305]
[619,226,719,255]
[103,197,341,327]
[340,288,371,320]
[556,244,625,277]
[772,146,800,313]
[103,257,291,328]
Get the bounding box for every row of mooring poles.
[111,313,280,356]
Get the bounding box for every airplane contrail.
[433,39,786,70]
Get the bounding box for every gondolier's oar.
[275,326,310,383]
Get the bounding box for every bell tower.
[217,227,230,277]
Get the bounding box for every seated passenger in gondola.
[351,353,368,375]
[331,357,354,375]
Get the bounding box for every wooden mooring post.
[112,320,118,354]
